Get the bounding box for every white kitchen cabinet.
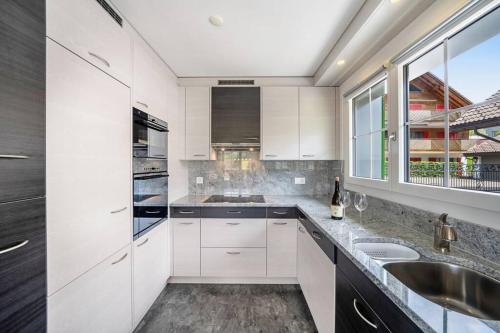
[261,87,299,160]
[297,223,335,333]
[185,87,210,160]
[48,246,132,333]
[201,218,266,248]
[299,87,335,160]
[172,218,201,276]
[133,222,169,327]
[47,0,132,85]
[201,248,266,277]
[132,34,169,119]
[267,219,297,277]
[46,39,131,295]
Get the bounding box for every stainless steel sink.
[383,261,500,320]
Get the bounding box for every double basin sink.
[354,241,500,321]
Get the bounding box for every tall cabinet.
[0,0,46,331]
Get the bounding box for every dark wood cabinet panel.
[0,0,46,203]
[266,207,297,219]
[170,207,201,218]
[0,198,46,332]
[211,87,261,144]
[297,210,335,264]
[201,207,266,218]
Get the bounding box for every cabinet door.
[133,222,168,327]
[48,246,132,333]
[0,199,46,332]
[47,0,132,85]
[299,87,335,160]
[201,218,266,248]
[262,87,299,160]
[46,40,131,295]
[173,219,200,276]
[132,35,169,119]
[0,0,45,203]
[185,87,210,160]
[201,248,266,277]
[267,219,297,277]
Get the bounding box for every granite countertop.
[170,195,500,333]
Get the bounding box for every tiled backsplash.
[187,151,342,196]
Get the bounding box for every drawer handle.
[137,238,149,247]
[272,211,288,215]
[88,51,110,67]
[273,222,287,225]
[179,211,194,214]
[110,207,127,214]
[227,211,241,214]
[0,240,29,255]
[244,137,259,140]
[193,154,206,157]
[136,101,149,108]
[353,298,378,329]
[298,226,306,233]
[312,231,322,240]
[180,222,194,225]
[145,210,161,214]
[265,154,278,157]
[302,154,315,157]
[226,222,240,225]
[111,253,128,265]
[226,251,240,255]
[0,154,30,159]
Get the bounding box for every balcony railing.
[409,139,477,152]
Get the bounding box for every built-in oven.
[133,110,168,239]
[133,108,169,159]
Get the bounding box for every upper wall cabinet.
[185,87,210,160]
[262,87,300,160]
[47,0,132,85]
[299,87,335,160]
[132,35,169,120]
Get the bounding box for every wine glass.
[354,193,368,224]
[340,191,351,220]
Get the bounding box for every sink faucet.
[433,213,458,253]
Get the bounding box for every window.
[404,7,500,193]
[351,79,388,180]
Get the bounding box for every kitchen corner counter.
[170,195,500,333]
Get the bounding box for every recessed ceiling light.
[337,59,346,66]
[390,0,400,3]
[209,15,224,27]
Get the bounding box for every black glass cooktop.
[203,195,265,204]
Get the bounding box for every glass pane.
[370,80,387,132]
[448,7,500,108]
[407,115,446,187]
[353,90,370,136]
[371,130,388,180]
[354,135,371,178]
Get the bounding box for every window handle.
[389,132,397,142]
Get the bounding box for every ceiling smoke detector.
[209,15,224,27]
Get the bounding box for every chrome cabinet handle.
[136,101,149,108]
[193,154,206,157]
[0,240,29,255]
[88,51,110,67]
[244,137,259,140]
[226,251,240,255]
[180,222,194,225]
[298,226,306,233]
[353,298,378,329]
[179,211,194,214]
[272,211,288,215]
[302,154,315,157]
[145,210,161,214]
[111,207,127,214]
[111,253,128,265]
[273,222,287,225]
[137,238,149,247]
[265,154,278,157]
[227,211,241,214]
[312,231,322,240]
[226,222,240,225]
[0,154,29,159]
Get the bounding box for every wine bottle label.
[331,205,343,218]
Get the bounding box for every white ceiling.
[112,0,364,77]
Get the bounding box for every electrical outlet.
[294,177,306,185]
[196,177,204,184]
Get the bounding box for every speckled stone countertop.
[170,195,500,333]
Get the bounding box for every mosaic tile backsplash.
[187,152,342,196]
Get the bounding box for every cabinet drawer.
[201,207,266,218]
[47,0,131,85]
[172,219,200,276]
[267,219,297,277]
[201,218,266,248]
[267,207,297,219]
[171,207,201,218]
[201,248,266,277]
[0,198,46,332]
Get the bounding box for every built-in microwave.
[133,108,168,159]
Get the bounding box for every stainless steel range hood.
[211,87,261,151]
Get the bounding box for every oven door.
[133,172,168,239]
[133,109,168,159]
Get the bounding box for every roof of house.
[450,90,500,131]
[464,136,500,155]
[411,72,472,109]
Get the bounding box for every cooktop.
[203,195,265,204]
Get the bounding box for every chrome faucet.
[433,213,458,253]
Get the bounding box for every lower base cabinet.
[201,248,266,277]
[133,222,169,327]
[48,246,132,333]
[172,218,201,276]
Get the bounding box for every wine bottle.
[331,177,343,220]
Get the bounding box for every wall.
[187,152,342,196]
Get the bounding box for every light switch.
[294,177,306,185]
[196,177,204,184]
